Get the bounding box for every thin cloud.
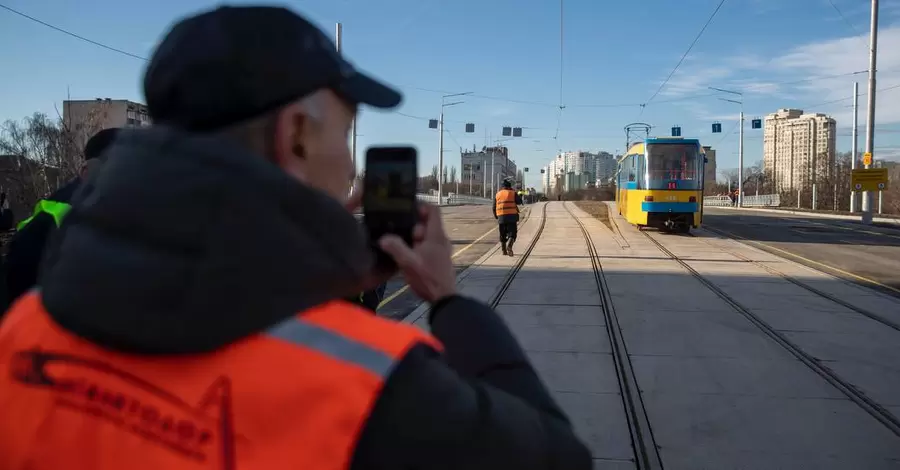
[656,54,779,100]
[764,26,900,125]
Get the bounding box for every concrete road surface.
[702,208,900,296]
[407,201,900,468]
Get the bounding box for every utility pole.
[482,153,487,198]
[862,0,879,224]
[334,23,358,173]
[851,81,859,212]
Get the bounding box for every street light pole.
[851,81,859,212]
[438,108,444,203]
[862,0,879,224]
[334,23,357,173]
[710,87,745,207]
[437,92,471,205]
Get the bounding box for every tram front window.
[647,144,701,189]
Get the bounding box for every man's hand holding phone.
[358,146,457,305]
[379,204,457,304]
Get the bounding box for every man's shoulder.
[48,178,83,203]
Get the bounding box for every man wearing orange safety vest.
[0,6,591,470]
[495,178,523,256]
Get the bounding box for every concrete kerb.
[400,204,540,326]
[602,201,630,243]
[714,205,900,226]
[566,202,624,246]
[585,201,629,249]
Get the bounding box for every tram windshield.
[646,143,701,190]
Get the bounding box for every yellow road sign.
[851,168,889,192]
[863,152,873,166]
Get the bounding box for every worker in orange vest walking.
[0,6,591,470]
[495,178,523,256]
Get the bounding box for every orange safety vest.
[495,189,519,217]
[0,292,442,470]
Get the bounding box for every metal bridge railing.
[416,193,493,205]
[743,194,781,207]
[703,194,781,207]
[703,196,732,207]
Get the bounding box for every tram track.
[694,227,900,333]
[489,203,546,308]
[640,229,900,438]
[563,203,663,470]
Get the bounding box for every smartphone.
[363,146,419,268]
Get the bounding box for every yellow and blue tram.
[615,137,706,233]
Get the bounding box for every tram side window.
[635,153,646,190]
[623,155,636,184]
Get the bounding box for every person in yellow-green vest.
[3,128,120,308]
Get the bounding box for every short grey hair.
[216,94,326,159]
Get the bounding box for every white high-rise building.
[593,151,617,185]
[542,150,618,192]
[763,108,836,191]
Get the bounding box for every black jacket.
[3,178,81,308]
[35,127,591,469]
[346,282,387,312]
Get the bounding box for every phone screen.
[363,147,418,246]
[364,162,417,213]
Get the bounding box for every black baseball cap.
[143,5,402,131]
[84,128,121,160]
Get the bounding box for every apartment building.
[763,108,836,191]
[63,99,152,155]
[63,98,151,130]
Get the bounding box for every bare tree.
[718,168,739,188]
[0,107,104,219]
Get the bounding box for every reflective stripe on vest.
[0,293,442,469]
[267,315,394,376]
[495,189,518,216]
[16,199,72,230]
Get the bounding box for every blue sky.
[4,0,900,188]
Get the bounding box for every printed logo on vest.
[11,349,239,469]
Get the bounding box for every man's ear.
[291,113,307,159]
